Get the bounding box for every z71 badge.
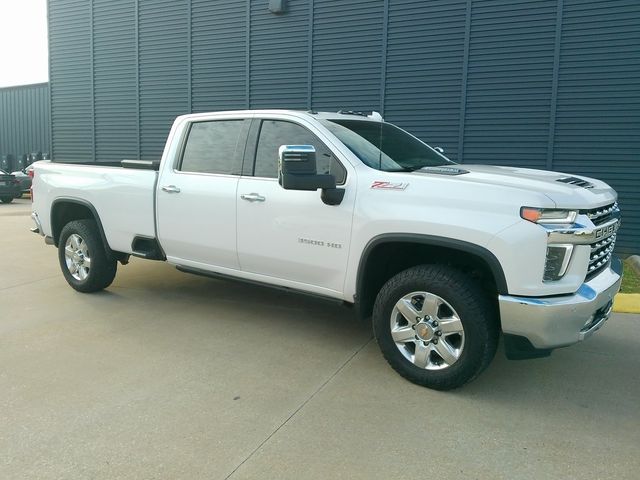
[371,181,409,190]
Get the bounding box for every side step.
[131,236,165,260]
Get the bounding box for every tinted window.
[254,120,346,183]
[180,120,245,174]
[320,119,453,172]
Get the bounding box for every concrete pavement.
[1,199,639,479]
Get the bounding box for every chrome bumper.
[499,256,622,351]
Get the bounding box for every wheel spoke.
[70,235,81,250]
[434,340,458,366]
[395,298,420,324]
[422,293,441,318]
[78,266,88,280]
[413,343,430,368]
[438,316,463,335]
[68,262,77,274]
[391,326,416,343]
[83,256,91,269]
[64,245,75,258]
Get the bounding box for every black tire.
[58,219,117,293]
[373,264,498,391]
[1,196,14,204]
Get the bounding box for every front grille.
[581,202,617,226]
[586,233,616,280]
[556,176,594,189]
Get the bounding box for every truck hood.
[413,164,616,208]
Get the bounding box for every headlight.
[520,207,578,225]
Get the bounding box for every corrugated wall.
[0,83,50,168]
[48,0,640,253]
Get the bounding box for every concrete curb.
[613,293,640,314]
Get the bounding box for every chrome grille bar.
[582,202,618,225]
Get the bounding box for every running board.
[175,265,346,306]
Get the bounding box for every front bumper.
[499,256,622,357]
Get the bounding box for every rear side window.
[254,120,346,184]
[180,120,245,174]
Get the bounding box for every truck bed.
[33,161,158,254]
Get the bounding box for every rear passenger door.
[236,117,355,296]
[157,117,250,270]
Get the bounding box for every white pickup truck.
[31,109,622,390]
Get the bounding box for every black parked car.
[11,167,33,196]
[0,168,22,203]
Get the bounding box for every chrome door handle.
[240,193,266,202]
[161,185,181,193]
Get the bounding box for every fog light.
[544,245,573,281]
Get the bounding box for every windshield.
[320,119,454,172]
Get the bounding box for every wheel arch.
[355,234,508,320]
[51,197,112,256]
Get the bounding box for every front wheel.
[373,264,498,390]
[1,196,14,204]
[58,219,117,292]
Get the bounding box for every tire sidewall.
[373,265,496,389]
[58,220,116,292]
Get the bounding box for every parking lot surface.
[2,199,639,479]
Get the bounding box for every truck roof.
[176,109,384,123]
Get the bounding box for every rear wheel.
[58,219,117,292]
[1,196,13,204]
[373,264,498,390]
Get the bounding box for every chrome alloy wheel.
[390,291,465,370]
[64,233,91,281]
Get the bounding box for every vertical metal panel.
[385,0,467,160]
[307,0,314,110]
[93,0,138,162]
[249,0,308,109]
[546,0,563,170]
[553,0,640,253]
[457,0,472,163]
[379,0,388,116]
[0,83,50,163]
[312,0,383,111]
[138,0,189,160]
[463,0,557,168]
[90,0,95,161]
[135,0,141,158]
[191,0,247,112]
[49,0,93,162]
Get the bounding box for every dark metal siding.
[552,0,640,253]
[462,0,557,169]
[0,83,50,163]
[249,0,308,109]
[93,0,138,162]
[48,0,640,253]
[312,0,384,111]
[139,0,189,160]
[385,0,467,160]
[191,0,246,112]
[49,0,93,161]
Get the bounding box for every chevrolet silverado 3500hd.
[31,110,622,390]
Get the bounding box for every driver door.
[236,118,355,296]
